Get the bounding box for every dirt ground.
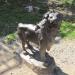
[0,39,75,75]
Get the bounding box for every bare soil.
[0,39,75,75]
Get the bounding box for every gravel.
[0,38,75,75]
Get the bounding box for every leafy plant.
[60,0,75,7]
[60,21,75,39]
[4,33,16,44]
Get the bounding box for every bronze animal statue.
[17,11,63,61]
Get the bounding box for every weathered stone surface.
[20,48,56,75]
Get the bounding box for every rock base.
[20,48,57,75]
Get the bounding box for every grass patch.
[3,33,16,44]
[60,21,75,39]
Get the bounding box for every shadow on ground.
[21,47,68,75]
[0,41,68,75]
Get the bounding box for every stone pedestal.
[20,48,56,75]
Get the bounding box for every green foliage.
[4,33,16,44]
[0,0,75,40]
[62,0,73,4]
[60,0,75,7]
[0,4,42,36]
[0,0,48,36]
[60,21,75,39]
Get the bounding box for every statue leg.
[40,40,47,61]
